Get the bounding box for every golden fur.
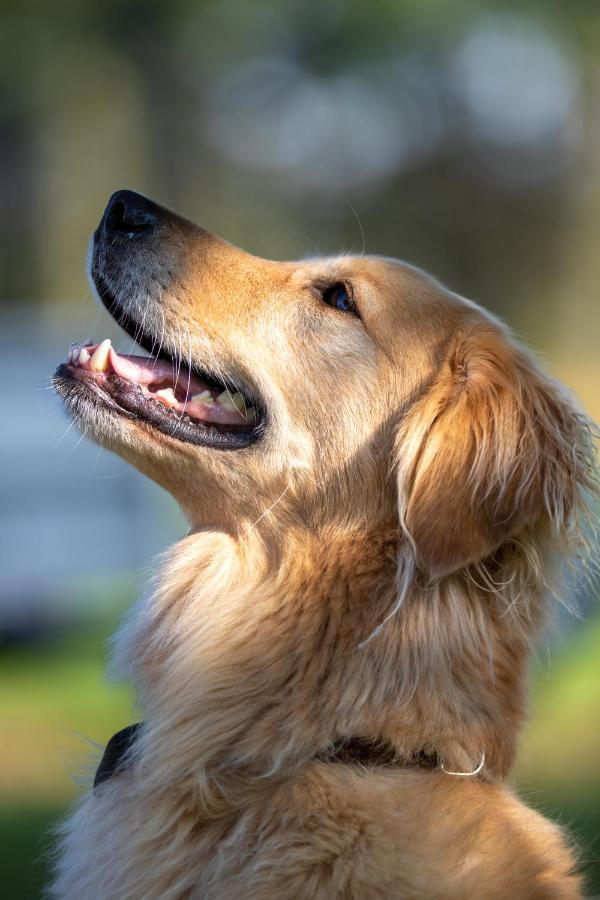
[51,202,597,898]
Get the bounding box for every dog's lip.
[64,340,258,427]
[55,266,266,448]
[54,362,263,450]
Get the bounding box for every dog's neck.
[112,523,545,802]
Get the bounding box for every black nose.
[102,189,160,236]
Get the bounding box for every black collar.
[317,737,437,769]
[94,724,438,792]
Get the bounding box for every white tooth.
[191,390,214,405]
[156,387,177,407]
[90,338,111,372]
[217,390,246,414]
[232,392,248,415]
[216,390,232,409]
[78,347,91,366]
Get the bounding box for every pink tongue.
[109,348,206,394]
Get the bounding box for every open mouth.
[54,302,264,450]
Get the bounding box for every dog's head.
[55,190,595,581]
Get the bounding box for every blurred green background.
[0,0,598,896]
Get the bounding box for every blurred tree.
[0,0,598,417]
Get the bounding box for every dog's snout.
[102,189,160,236]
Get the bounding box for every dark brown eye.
[321,282,358,316]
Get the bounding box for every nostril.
[103,190,159,236]
[104,198,127,233]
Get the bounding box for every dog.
[51,190,597,898]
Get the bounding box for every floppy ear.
[396,323,595,579]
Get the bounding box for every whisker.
[53,418,76,449]
[344,198,365,256]
[243,482,292,535]
[64,424,89,458]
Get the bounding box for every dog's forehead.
[283,254,470,334]
[284,253,402,284]
[189,240,462,322]
[283,254,454,305]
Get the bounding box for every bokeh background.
[1,0,599,895]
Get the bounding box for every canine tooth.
[89,338,112,372]
[191,390,214,405]
[78,347,91,366]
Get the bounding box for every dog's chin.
[52,369,151,461]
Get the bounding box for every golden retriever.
[51,190,597,898]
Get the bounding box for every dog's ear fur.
[396,323,595,579]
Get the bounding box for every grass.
[0,616,135,805]
[0,805,63,900]
[1,597,599,898]
[1,606,135,898]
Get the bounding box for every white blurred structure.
[0,309,185,636]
